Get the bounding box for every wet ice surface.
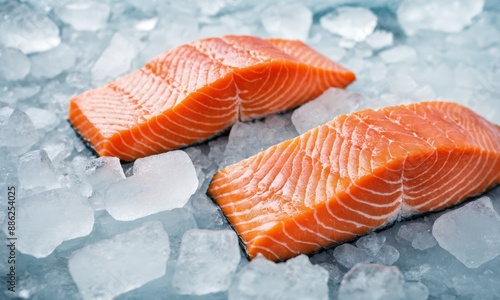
[91,32,138,85]
[8,188,94,258]
[30,43,76,79]
[291,88,364,134]
[0,2,60,54]
[432,196,500,268]
[0,47,30,81]
[1,0,500,299]
[68,221,169,300]
[338,264,405,300]
[228,255,329,300]
[54,2,110,32]
[320,7,377,42]
[172,229,240,295]
[104,150,198,221]
[397,0,485,35]
[261,2,312,41]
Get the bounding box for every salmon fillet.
[68,35,355,161]
[208,101,500,261]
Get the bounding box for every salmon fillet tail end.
[208,101,500,261]
[67,35,355,161]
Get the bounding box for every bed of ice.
[1,0,499,299]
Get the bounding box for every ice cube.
[223,115,296,166]
[85,156,125,188]
[320,7,377,42]
[397,222,437,251]
[55,1,110,31]
[369,61,388,82]
[261,2,312,41]
[6,188,94,258]
[91,32,138,84]
[0,47,30,81]
[24,107,59,132]
[388,73,418,98]
[0,108,38,153]
[432,196,500,268]
[189,194,224,229]
[104,150,198,221]
[228,255,329,300]
[17,149,63,192]
[1,84,41,106]
[291,88,364,134]
[85,156,125,210]
[380,46,417,64]
[366,30,394,50]
[374,245,400,266]
[68,221,169,300]
[404,282,430,300]
[333,244,374,269]
[355,232,386,256]
[0,2,60,54]
[318,262,343,284]
[338,263,405,300]
[41,135,74,165]
[397,0,485,36]
[30,43,76,78]
[172,229,241,295]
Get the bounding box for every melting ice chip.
[91,32,138,85]
[0,2,60,54]
[261,2,312,41]
[338,263,405,300]
[291,88,363,134]
[228,255,329,300]
[432,196,500,268]
[30,43,76,78]
[54,1,110,31]
[173,229,241,295]
[0,47,30,81]
[68,221,170,300]
[320,7,377,42]
[397,0,485,36]
[7,188,94,258]
[104,150,199,221]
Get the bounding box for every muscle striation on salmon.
[68,35,355,161]
[208,101,500,262]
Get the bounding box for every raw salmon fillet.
[68,35,355,161]
[208,101,500,261]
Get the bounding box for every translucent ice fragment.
[68,221,169,300]
[432,196,500,268]
[173,230,240,295]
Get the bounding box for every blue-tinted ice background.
[0,0,499,299]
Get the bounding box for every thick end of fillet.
[209,141,404,261]
[234,39,355,121]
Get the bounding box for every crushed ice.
[0,0,499,299]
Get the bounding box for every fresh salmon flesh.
[68,35,355,161]
[208,101,500,261]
